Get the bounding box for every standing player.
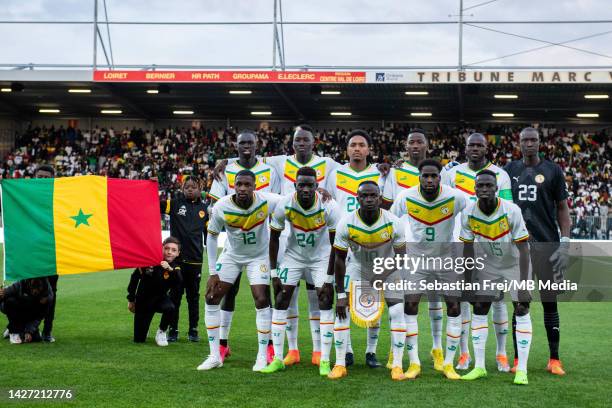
[329,181,407,380]
[161,176,208,343]
[504,127,571,376]
[261,166,342,376]
[441,132,513,371]
[380,129,447,371]
[459,170,532,385]
[197,170,281,371]
[213,125,340,367]
[390,159,468,380]
[207,130,280,362]
[381,129,428,206]
[325,130,386,368]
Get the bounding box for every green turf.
[1,257,611,407]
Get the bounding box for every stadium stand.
[1,123,610,238]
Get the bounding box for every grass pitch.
[1,260,611,407]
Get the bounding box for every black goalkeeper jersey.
[504,158,569,243]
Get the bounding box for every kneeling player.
[459,170,532,385]
[261,166,342,375]
[127,237,183,346]
[197,170,281,372]
[390,159,468,380]
[329,181,407,381]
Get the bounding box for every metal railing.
[1,0,612,71]
[571,215,611,240]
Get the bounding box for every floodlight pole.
[458,0,464,71]
[272,0,278,70]
[93,0,98,71]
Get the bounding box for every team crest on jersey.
[163,271,169,280]
[499,219,507,230]
[258,175,267,184]
[257,211,265,219]
[535,174,545,183]
[380,230,390,240]
[316,169,322,178]
[178,205,187,216]
[199,210,206,218]
[441,206,449,215]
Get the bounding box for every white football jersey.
[459,198,530,270]
[333,209,405,271]
[391,185,467,257]
[264,154,340,195]
[208,158,280,202]
[207,191,282,262]
[326,163,385,213]
[270,192,342,264]
[382,161,420,202]
[441,162,512,201]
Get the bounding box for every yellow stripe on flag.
[53,176,114,275]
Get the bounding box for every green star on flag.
[70,208,93,228]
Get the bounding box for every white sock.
[347,329,353,354]
[405,313,420,365]
[320,309,334,362]
[366,322,381,354]
[256,306,272,360]
[220,310,233,341]
[271,308,288,360]
[429,300,443,350]
[471,314,489,369]
[286,286,299,350]
[389,304,406,368]
[333,311,350,366]
[444,315,462,366]
[515,313,532,372]
[307,289,321,352]
[492,300,508,356]
[205,303,221,360]
[460,302,471,355]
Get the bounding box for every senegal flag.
[2,176,163,281]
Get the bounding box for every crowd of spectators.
[2,123,610,238]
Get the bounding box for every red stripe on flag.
[107,179,163,269]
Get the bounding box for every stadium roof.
[1,71,611,123]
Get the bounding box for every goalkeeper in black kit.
[504,127,572,376]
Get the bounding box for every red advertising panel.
[93,70,366,83]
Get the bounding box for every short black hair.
[409,128,428,140]
[296,166,317,179]
[35,164,55,176]
[476,169,497,179]
[358,180,379,190]
[163,236,181,249]
[238,129,257,139]
[347,129,372,147]
[468,132,486,140]
[235,169,256,181]
[418,159,442,172]
[519,127,539,137]
[295,124,313,133]
[182,176,201,187]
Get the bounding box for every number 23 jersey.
[504,159,568,243]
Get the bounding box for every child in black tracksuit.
[160,176,208,342]
[127,237,183,345]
